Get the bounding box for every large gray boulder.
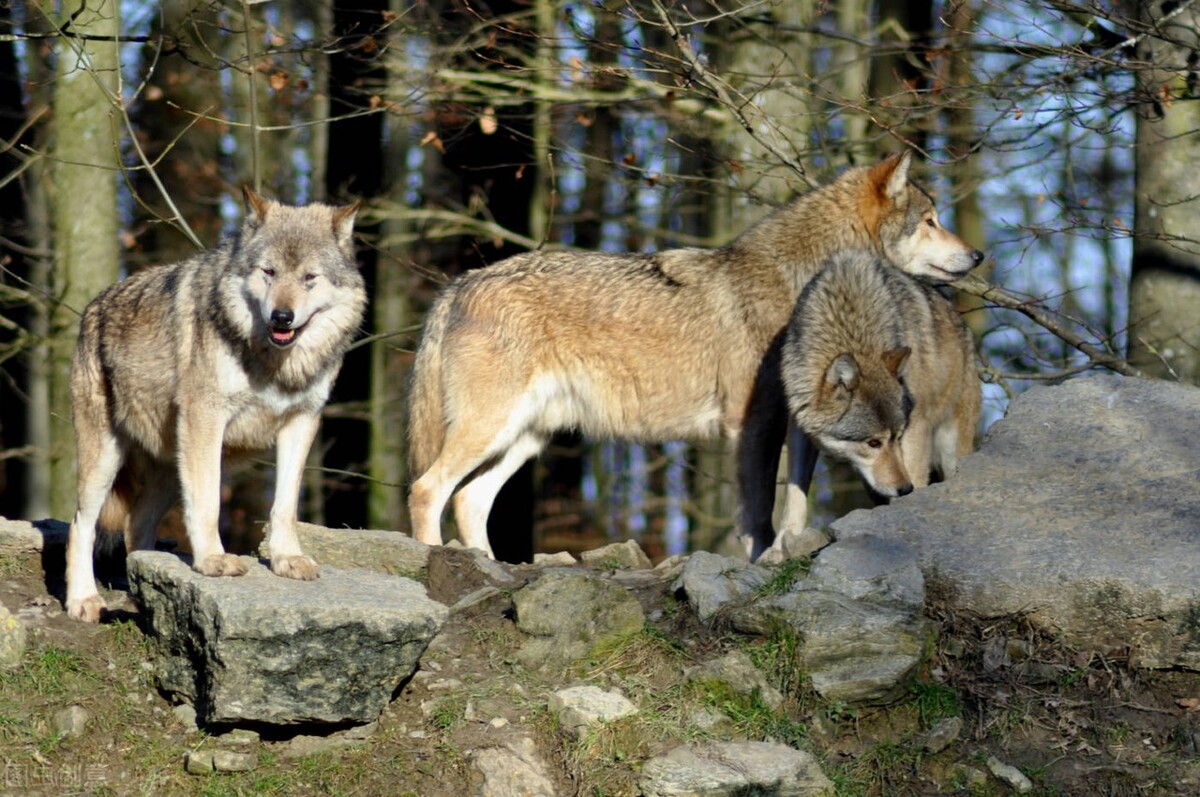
[128,551,447,726]
[833,374,1200,669]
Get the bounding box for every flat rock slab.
[259,522,429,581]
[832,374,1200,669]
[128,551,448,726]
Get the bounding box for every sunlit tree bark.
[1126,0,1200,383]
[43,0,122,519]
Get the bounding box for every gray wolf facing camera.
[65,190,365,622]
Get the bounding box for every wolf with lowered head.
[65,190,365,622]
[743,249,981,560]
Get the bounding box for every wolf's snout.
[896,482,914,497]
[970,249,985,266]
[270,308,295,329]
[268,308,300,347]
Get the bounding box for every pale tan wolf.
[407,152,983,558]
[740,249,981,560]
[65,190,365,622]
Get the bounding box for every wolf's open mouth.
[268,324,303,348]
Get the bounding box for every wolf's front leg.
[177,399,247,577]
[772,423,829,559]
[265,412,320,580]
[735,404,786,562]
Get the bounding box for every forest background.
[0,0,1196,563]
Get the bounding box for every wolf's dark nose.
[270,309,294,328]
[970,249,985,266]
[897,483,914,497]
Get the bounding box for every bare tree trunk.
[0,3,51,519]
[44,0,122,519]
[1126,1,1200,383]
[367,0,419,532]
[695,1,817,553]
[941,1,989,344]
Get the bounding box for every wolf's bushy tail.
[407,287,455,480]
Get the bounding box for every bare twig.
[956,274,1142,377]
[646,0,811,186]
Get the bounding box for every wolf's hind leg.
[409,400,528,549]
[453,432,547,559]
[66,432,125,623]
[125,456,178,552]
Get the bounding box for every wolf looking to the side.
[746,249,982,559]
[407,152,984,559]
[64,190,365,623]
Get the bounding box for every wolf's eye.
[867,438,882,449]
[925,217,937,228]
[304,273,318,283]
[262,267,276,278]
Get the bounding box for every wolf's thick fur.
[65,190,365,622]
[741,250,981,560]
[408,152,983,557]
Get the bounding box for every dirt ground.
[2,546,1200,797]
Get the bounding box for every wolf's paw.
[271,554,319,581]
[196,553,249,578]
[754,546,786,566]
[66,594,106,623]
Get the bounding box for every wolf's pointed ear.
[332,199,361,255]
[882,346,911,377]
[870,151,912,205]
[242,186,270,229]
[826,353,860,394]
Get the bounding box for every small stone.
[550,685,638,737]
[949,764,988,789]
[533,551,577,566]
[52,705,89,738]
[580,539,653,570]
[172,703,198,730]
[921,716,963,754]
[184,751,214,775]
[281,730,371,759]
[490,717,509,729]
[686,650,784,711]
[0,603,27,670]
[688,708,728,732]
[211,751,256,772]
[217,728,260,746]
[986,756,1033,793]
